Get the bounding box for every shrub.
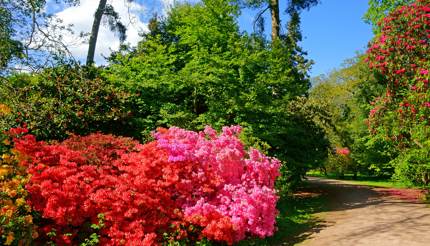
[366,0,430,140]
[11,126,280,245]
[0,128,37,246]
[0,66,133,141]
[366,0,430,185]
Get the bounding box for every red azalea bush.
[11,126,280,245]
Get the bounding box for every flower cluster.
[0,104,11,116]
[335,147,350,156]
[0,129,37,245]
[366,0,430,143]
[12,126,280,245]
[155,126,280,243]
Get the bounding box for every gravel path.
[301,177,430,246]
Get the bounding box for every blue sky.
[238,1,374,77]
[300,1,373,77]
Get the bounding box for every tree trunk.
[270,0,280,41]
[86,0,107,66]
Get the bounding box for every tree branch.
[253,5,270,34]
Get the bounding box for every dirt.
[300,177,430,246]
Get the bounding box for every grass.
[239,182,327,246]
[306,170,413,189]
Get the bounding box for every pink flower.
[420,69,429,75]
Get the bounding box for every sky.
[45,0,374,77]
[299,1,374,76]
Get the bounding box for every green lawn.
[306,170,414,189]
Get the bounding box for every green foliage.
[79,214,105,246]
[391,137,430,186]
[0,66,133,140]
[0,6,23,69]
[287,0,320,14]
[307,56,395,177]
[277,99,330,188]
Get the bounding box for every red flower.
[395,68,406,74]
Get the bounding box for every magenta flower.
[420,69,429,75]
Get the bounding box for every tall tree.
[270,0,280,40]
[86,0,129,65]
[248,0,319,40]
[86,0,108,65]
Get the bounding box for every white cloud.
[52,0,148,65]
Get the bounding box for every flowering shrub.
[325,147,353,178]
[155,126,280,243]
[0,128,37,246]
[11,126,280,245]
[366,0,430,185]
[366,0,430,140]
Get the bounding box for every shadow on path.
[245,177,429,245]
[305,177,383,211]
[300,177,430,246]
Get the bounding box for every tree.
[247,0,319,40]
[307,56,394,178]
[0,5,23,69]
[86,0,108,65]
[0,0,89,76]
[86,0,129,65]
[87,0,133,65]
[271,0,280,40]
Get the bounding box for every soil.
[300,177,430,246]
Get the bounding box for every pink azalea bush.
[155,126,281,243]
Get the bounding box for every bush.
[0,128,36,246]
[7,126,280,245]
[0,66,133,141]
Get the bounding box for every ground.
[299,177,430,246]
